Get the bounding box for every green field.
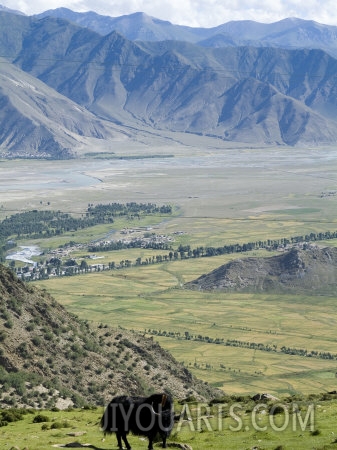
[1,396,337,450]
[3,144,337,399]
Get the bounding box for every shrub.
[269,404,286,415]
[17,342,29,358]
[1,409,24,423]
[4,320,13,329]
[50,420,71,429]
[32,336,42,347]
[25,323,35,332]
[311,429,321,436]
[0,330,7,342]
[33,414,50,423]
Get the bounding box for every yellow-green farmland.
[37,252,337,397]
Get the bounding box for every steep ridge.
[0,264,217,408]
[0,60,127,157]
[186,246,337,294]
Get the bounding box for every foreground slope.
[186,246,337,293]
[0,264,217,408]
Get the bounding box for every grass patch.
[1,398,337,449]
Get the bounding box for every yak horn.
[151,404,161,416]
[161,394,167,407]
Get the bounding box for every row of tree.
[92,230,337,258]
[147,329,337,361]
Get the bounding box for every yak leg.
[122,433,132,450]
[116,433,123,450]
[116,432,131,450]
[147,434,155,450]
[159,432,167,448]
[116,433,123,449]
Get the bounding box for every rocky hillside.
[0,264,218,409]
[0,60,127,158]
[186,246,337,294]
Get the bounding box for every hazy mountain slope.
[186,246,337,294]
[0,264,217,408]
[14,16,101,79]
[57,31,153,124]
[0,59,125,157]
[0,4,24,15]
[208,18,337,55]
[0,11,30,58]
[35,9,337,58]
[217,78,337,145]
[36,8,210,42]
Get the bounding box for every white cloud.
[2,0,337,27]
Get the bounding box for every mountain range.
[36,8,337,56]
[1,6,337,157]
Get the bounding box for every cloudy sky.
[2,0,337,28]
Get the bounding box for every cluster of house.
[9,229,186,281]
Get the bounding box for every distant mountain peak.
[0,4,24,15]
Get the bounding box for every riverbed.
[6,245,43,265]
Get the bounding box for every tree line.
[174,230,337,258]
[147,329,337,361]
[86,229,337,265]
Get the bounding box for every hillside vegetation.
[0,264,218,409]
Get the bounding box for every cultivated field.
[37,257,337,397]
[3,140,337,398]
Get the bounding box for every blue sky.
[1,0,337,27]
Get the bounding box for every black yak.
[101,393,174,450]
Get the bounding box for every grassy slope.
[1,395,337,449]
